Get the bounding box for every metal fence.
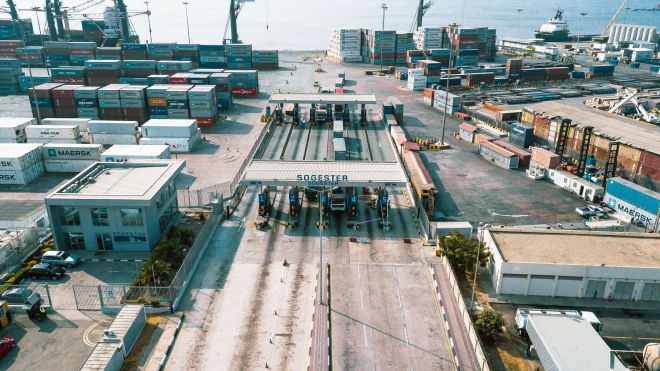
[72,285,172,311]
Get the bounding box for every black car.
[28,263,65,280]
[1,287,41,305]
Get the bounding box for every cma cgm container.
[26,124,80,143]
[605,177,660,230]
[100,144,171,162]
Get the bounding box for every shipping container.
[139,132,200,153]
[88,120,138,135]
[0,162,44,185]
[44,159,97,173]
[90,133,139,145]
[100,144,171,162]
[141,119,198,138]
[605,177,660,226]
[42,143,103,160]
[0,118,34,141]
[530,147,560,169]
[26,124,80,140]
[479,141,519,169]
[42,118,91,132]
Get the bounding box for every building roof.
[521,100,660,155]
[241,160,407,187]
[47,160,185,201]
[488,228,660,268]
[459,122,478,133]
[102,144,169,157]
[527,314,627,371]
[480,141,516,158]
[269,93,377,105]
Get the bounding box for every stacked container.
[422,88,434,106]
[42,143,102,172]
[199,44,226,68]
[88,120,139,145]
[121,44,148,60]
[588,65,615,78]
[41,117,91,142]
[29,83,63,119]
[508,123,534,148]
[16,45,45,67]
[362,30,396,65]
[0,19,33,40]
[26,124,80,144]
[73,86,101,119]
[252,50,278,69]
[147,74,170,85]
[94,46,121,60]
[166,85,192,119]
[147,43,175,60]
[188,73,210,84]
[433,89,460,114]
[414,27,446,50]
[121,60,157,78]
[327,29,362,63]
[447,26,496,64]
[18,75,52,92]
[120,85,148,124]
[188,85,218,127]
[0,143,44,185]
[407,68,426,91]
[168,72,194,84]
[98,84,129,120]
[51,66,85,84]
[544,67,570,81]
[67,42,97,66]
[428,48,451,66]
[226,44,252,69]
[406,50,427,67]
[464,72,495,87]
[146,85,169,119]
[225,70,258,97]
[387,97,404,124]
[0,117,34,143]
[173,44,200,67]
[0,40,23,59]
[100,144,171,162]
[157,60,193,74]
[85,59,121,85]
[140,119,201,153]
[52,84,82,118]
[0,58,22,95]
[395,33,415,65]
[209,73,232,110]
[44,41,71,67]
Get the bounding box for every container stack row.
[447,26,497,65]
[361,30,397,65]
[0,143,45,185]
[226,44,253,69]
[140,119,201,153]
[88,119,139,146]
[0,58,22,95]
[43,41,97,67]
[414,27,446,50]
[0,118,34,143]
[252,50,278,69]
[395,33,415,65]
[327,28,362,63]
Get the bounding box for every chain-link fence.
[72,285,172,311]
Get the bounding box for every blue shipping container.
[606,178,660,215]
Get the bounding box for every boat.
[534,9,570,42]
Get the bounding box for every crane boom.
[602,0,630,35]
[6,0,23,39]
[45,0,59,40]
[229,0,238,43]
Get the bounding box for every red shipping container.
[231,87,257,96]
[52,85,81,99]
[51,77,85,84]
[70,49,95,55]
[195,117,217,127]
[169,77,189,84]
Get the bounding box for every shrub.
[475,309,505,341]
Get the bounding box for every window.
[61,207,80,226]
[91,208,109,226]
[96,233,113,250]
[63,232,85,250]
[121,208,144,226]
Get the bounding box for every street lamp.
[578,12,588,45]
[144,1,153,43]
[380,3,387,72]
[471,223,490,310]
[31,7,43,38]
[515,9,523,38]
[440,33,453,146]
[183,2,191,44]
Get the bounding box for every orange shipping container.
[147,97,167,107]
[423,88,434,98]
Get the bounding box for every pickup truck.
[576,205,607,219]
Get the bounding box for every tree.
[475,309,505,340]
[138,259,172,286]
[437,231,489,273]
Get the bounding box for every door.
[499,274,527,295]
[612,281,635,300]
[528,275,555,296]
[555,277,583,297]
[584,280,607,299]
[640,283,660,301]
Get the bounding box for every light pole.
[471,223,489,310]
[380,3,387,72]
[515,9,523,38]
[144,1,153,43]
[578,12,587,46]
[183,2,191,44]
[440,35,452,146]
[32,7,43,38]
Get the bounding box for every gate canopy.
[269,93,377,105]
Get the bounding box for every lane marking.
[639,337,660,341]
[357,264,368,347]
[393,266,415,371]
[603,336,632,339]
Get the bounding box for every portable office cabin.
[458,122,478,143]
[479,141,519,169]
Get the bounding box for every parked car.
[576,205,607,219]
[1,288,40,305]
[28,263,65,281]
[0,338,15,360]
[41,250,80,268]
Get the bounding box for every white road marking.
[393,266,415,371]
[357,264,368,347]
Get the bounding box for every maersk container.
[167,109,190,119]
[166,85,193,100]
[88,120,138,135]
[44,159,97,173]
[122,60,156,70]
[84,60,121,70]
[73,86,99,99]
[606,177,660,215]
[0,143,43,171]
[100,144,171,162]
[90,133,138,145]
[26,125,80,140]
[188,85,216,100]
[0,162,44,185]
[146,84,170,98]
[509,122,534,148]
[99,98,121,108]
[43,143,103,160]
[98,84,129,99]
[42,118,91,132]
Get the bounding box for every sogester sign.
[296,173,348,187]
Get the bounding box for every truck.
[314,107,328,123]
[330,187,346,212]
[515,308,603,337]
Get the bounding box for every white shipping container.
[90,133,139,145]
[26,125,80,140]
[42,143,103,160]
[27,138,81,144]
[0,143,43,171]
[141,119,198,139]
[139,132,200,153]
[41,118,91,132]
[0,118,35,139]
[0,135,27,143]
[0,162,44,185]
[407,68,425,76]
[44,159,97,173]
[100,144,171,162]
[88,120,138,135]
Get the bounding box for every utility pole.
[380,3,387,72]
[144,1,153,43]
[229,0,239,44]
[440,34,451,145]
[183,2,191,44]
[45,0,58,41]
